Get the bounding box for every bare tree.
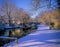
[20,9,30,24]
[31,0,40,11]
[31,0,49,11]
[57,0,60,9]
[1,0,17,26]
[0,0,31,25]
[13,8,31,24]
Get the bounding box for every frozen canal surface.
[4,24,60,47]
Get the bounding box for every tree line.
[0,0,31,26]
[31,0,60,29]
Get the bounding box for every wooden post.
[15,38,18,44]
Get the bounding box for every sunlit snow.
[4,24,60,47]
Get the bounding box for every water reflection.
[0,29,24,46]
[4,28,25,38]
[0,23,37,46]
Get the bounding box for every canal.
[0,24,38,47]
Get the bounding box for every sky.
[0,0,31,10]
[0,0,57,18]
[12,0,31,11]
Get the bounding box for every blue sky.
[0,0,31,11]
[12,0,31,11]
[0,0,57,18]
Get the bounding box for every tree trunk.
[57,0,60,9]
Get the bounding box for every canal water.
[0,27,37,47]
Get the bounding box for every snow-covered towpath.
[4,24,60,47]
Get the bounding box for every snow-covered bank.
[4,24,60,47]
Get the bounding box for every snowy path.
[4,24,60,47]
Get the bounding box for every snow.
[4,24,60,47]
[46,39,60,42]
[0,36,17,39]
